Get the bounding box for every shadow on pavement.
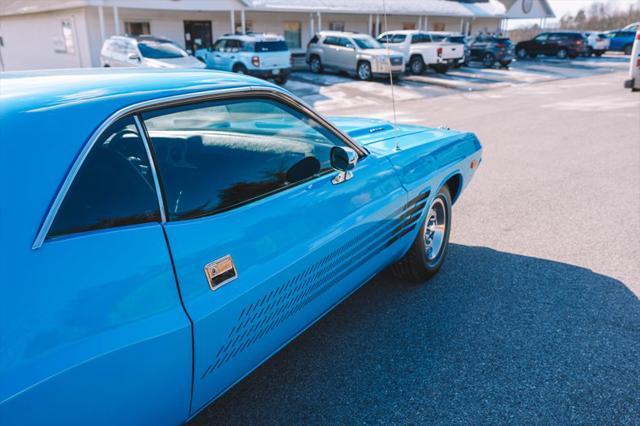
[192,244,640,425]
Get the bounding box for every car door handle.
[204,255,238,291]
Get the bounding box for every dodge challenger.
[0,69,481,424]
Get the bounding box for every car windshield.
[430,34,446,41]
[138,41,188,59]
[353,36,382,49]
[254,41,289,52]
[380,34,406,43]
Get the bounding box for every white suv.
[101,35,205,69]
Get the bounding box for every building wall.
[0,8,92,71]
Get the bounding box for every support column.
[113,6,120,35]
[240,9,246,34]
[460,18,464,33]
[98,5,105,42]
[317,11,322,32]
[417,16,421,31]
[423,16,428,31]
[368,14,372,36]
[230,10,235,34]
[310,13,315,37]
[375,14,380,36]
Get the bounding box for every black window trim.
[32,86,366,249]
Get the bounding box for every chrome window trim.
[134,115,167,224]
[32,85,365,250]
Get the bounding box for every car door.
[322,36,341,67]
[470,36,488,60]
[336,36,357,70]
[0,116,192,424]
[546,33,563,56]
[531,33,548,55]
[139,90,410,414]
[207,39,228,70]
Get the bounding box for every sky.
[506,0,639,28]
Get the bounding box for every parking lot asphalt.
[192,57,640,425]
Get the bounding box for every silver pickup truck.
[377,30,464,74]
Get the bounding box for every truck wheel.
[482,53,496,68]
[595,51,604,57]
[233,63,247,74]
[409,55,425,74]
[557,48,568,59]
[624,44,633,55]
[391,185,452,282]
[274,75,288,85]
[583,46,593,57]
[309,55,323,73]
[357,61,372,80]
[432,64,449,74]
[499,60,511,69]
[516,48,529,59]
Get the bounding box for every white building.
[0,0,554,71]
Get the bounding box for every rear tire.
[391,186,452,282]
[431,64,449,74]
[309,55,323,73]
[482,52,496,68]
[594,51,604,57]
[274,75,288,85]
[409,55,425,75]
[516,48,529,60]
[583,46,593,57]
[233,63,247,74]
[499,60,512,68]
[557,48,568,59]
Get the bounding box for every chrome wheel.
[423,197,447,261]
[310,56,322,73]
[557,48,568,59]
[357,62,371,80]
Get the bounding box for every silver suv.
[305,31,404,80]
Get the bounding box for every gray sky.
[547,0,639,18]
[507,0,639,28]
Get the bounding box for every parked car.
[195,33,291,84]
[624,30,640,91]
[468,35,515,68]
[306,31,405,80]
[376,30,464,74]
[582,32,610,57]
[0,68,481,424]
[516,32,587,59]
[100,35,205,69]
[606,30,637,55]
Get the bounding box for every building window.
[403,23,417,30]
[329,21,345,32]
[283,21,301,49]
[433,23,446,31]
[125,22,150,36]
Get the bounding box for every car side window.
[411,34,429,44]
[338,37,353,48]
[225,39,241,52]
[47,116,160,239]
[141,97,347,220]
[535,33,549,41]
[213,39,226,52]
[323,36,339,46]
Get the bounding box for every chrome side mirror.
[330,146,357,184]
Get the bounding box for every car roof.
[220,32,284,42]
[0,68,283,248]
[317,31,359,37]
[106,35,174,43]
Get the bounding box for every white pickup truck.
[377,30,465,74]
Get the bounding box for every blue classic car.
[0,69,481,424]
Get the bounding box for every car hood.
[143,56,206,69]
[329,116,459,146]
